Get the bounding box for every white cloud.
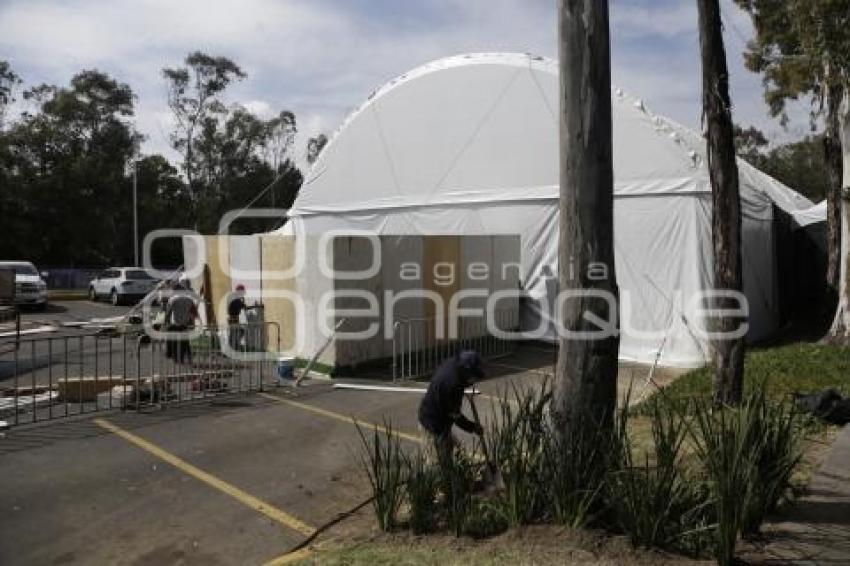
[611,2,697,39]
[242,100,274,119]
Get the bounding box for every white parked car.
[0,261,48,309]
[88,267,159,306]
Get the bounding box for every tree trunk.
[553,0,619,435]
[828,90,850,337]
[826,82,846,330]
[697,0,745,406]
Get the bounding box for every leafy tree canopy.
[734,0,850,124]
[735,124,829,201]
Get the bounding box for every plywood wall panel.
[260,235,298,353]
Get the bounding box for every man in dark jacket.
[418,350,485,461]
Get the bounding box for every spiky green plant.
[539,407,614,528]
[738,391,805,536]
[463,498,509,538]
[690,398,759,565]
[405,450,439,534]
[436,446,477,537]
[356,420,406,532]
[607,398,714,553]
[484,382,552,525]
[690,389,806,563]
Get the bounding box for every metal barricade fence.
[0,323,279,428]
[392,309,518,381]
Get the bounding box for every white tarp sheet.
[791,200,827,229]
[282,53,813,367]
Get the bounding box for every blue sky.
[0,0,814,167]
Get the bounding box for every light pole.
[133,161,139,267]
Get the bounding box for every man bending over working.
[418,350,485,461]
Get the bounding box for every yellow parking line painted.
[262,547,313,565]
[94,418,315,537]
[258,393,423,445]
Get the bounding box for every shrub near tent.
[356,386,806,562]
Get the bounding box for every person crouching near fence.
[164,283,198,364]
[418,350,485,467]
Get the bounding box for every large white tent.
[280,53,814,367]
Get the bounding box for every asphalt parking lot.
[0,346,557,566]
[15,299,130,334]
[1,300,133,389]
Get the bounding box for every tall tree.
[263,110,298,208]
[263,110,297,172]
[735,124,830,202]
[190,104,302,232]
[0,60,21,127]
[134,154,191,265]
[306,133,328,165]
[734,0,850,322]
[162,52,245,224]
[699,0,745,405]
[553,0,619,435]
[831,97,850,335]
[1,70,139,264]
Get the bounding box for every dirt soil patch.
[300,521,709,565]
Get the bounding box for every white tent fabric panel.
[741,213,779,341]
[282,53,814,367]
[611,195,712,366]
[790,200,827,229]
[288,196,711,366]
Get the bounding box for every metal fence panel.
[392,309,518,381]
[0,323,277,428]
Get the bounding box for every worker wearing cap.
[418,350,485,463]
[227,284,249,352]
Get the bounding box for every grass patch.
[292,357,333,375]
[639,343,850,409]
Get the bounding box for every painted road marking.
[259,392,423,444]
[94,418,316,537]
[262,547,313,565]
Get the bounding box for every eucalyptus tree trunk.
[697,0,745,405]
[553,0,620,435]
[828,91,850,337]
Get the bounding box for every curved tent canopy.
[290,53,811,218]
[281,53,814,367]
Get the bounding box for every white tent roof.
[290,52,812,219]
[280,53,815,367]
